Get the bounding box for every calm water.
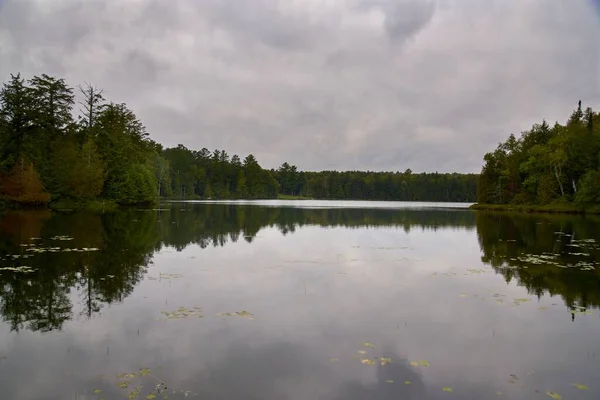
[0,201,599,400]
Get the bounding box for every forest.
[477,101,600,209]
[0,73,478,207]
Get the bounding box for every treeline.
[163,147,478,202]
[0,73,477,206]
[477,101,600,207]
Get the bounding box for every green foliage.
[477,102,600,209]
[576,170,600,204]
[105,164,156,205]
[0,73,158,206]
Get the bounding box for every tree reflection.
[476,212,600,312]
[3,203,600,333]
[0,210,157,332]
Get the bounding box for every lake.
[0,200,599,400]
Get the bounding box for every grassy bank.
[470,203,600,215]
[277,194,314,200]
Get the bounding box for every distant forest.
[0,73,477,206]
[477,102,600,207]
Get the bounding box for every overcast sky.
[1,0,599,173]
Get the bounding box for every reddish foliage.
[0,159,51,205]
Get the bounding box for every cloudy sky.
[0,0,599,173]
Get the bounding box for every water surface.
[0,202,599,400]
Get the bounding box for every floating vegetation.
[126,385,142,399]
[513,298,531,306]
[363,342,375,348]
[442,387,453,392]
[23,246,99,253]
[385,380,394,384]
[360,358,376,365]
[404,381,411,385]
[357,350,367,355]
[0,266,35,273]
[147,273,184,281]
[538,306,547,311]
[380,357,392,366]
[160,306,203,319]
[371,246,410,250]
[573,383,588,390]
[218,311,255,319]
[466,268,485,274]
[160,273,183,279]
[460,293,467,297]
[546,391,562,400]
[410,360,429,367]
[49,235,74,241]
[109,368,197,399]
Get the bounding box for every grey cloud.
[355,0,436,44]
[1,0,599,173]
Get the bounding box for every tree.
[0,158,51,204]
[0,74,34,169]
[28,74,74,135]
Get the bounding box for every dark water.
[0,201,599,400]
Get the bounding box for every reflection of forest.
[2,204,599,333]
[0,210,159,332]
[476,212,600,311]
[0,205,476,332]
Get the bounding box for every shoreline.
[470,203,600,215]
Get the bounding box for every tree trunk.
[553,164,564,196]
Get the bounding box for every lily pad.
[380,357,392,366]
[466,268,485,274]
[573,383,588,390]
[161,307,203,319]
[0,266,35,273]
[404,380,412,385]
[442,387,453,392]
[546,391,562,400]
[357,350,367,355]
[419,360,429,367]
[513,298,531,306]
[385,380,394,384]
[363,342,375,348]
[409,361,419,367]
[128,386,142,399]
[360,358,376,365]
[116,380,131,389]
[218,311,255,319]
